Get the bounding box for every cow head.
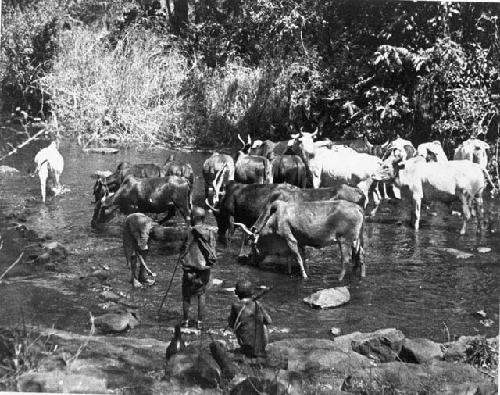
[93,178,109,203]
[290,127,318,157]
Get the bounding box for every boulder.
[341,360,494,394]
[18,371,107,393]
[303,287,350,309]
[267,338,371,372]
[399,337,443,364]
[93,311,139,333]
[230,376,286,395]
[0,165,20,175]
[334,328,405,362]
[165,345,221,388]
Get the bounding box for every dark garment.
[228,298,272,358]
[180,224,217,271]
[182,269,211,298]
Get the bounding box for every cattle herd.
[51,130,493,284]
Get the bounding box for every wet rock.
[0,165,20,175]
[43,241,68,261]
[165,345,221,388]
[34,252,51,265]
[341,361,493,394]
[100,290,121,300]
[477,247,491,253]
[18,371,107,393]
[330,327,342,336]
[93,311,139,333]
[230,376,286,395]
[441,247,473,259]
[303,287,350,309]
[334,328,405,363]
[399,337,443,363]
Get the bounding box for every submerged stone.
[303,287,350,309]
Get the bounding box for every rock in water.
[303,287,350,309]
[166,325,186,361]
[0,165,20,175]
[441,247,473,259]
[93,311,139,333]
[477,247,491,253]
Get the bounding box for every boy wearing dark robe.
[180,206,217,330]
[228,280,272,358]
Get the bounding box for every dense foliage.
[1,0,499,148]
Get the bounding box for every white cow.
[416,141,448,162]
[375,156,486,234]
[33,141,64,203]
[453,138,489,169]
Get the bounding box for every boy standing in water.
[228,280,272,358]
[180,206,217,330]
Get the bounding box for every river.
[0,138,498,345]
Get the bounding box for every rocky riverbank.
[0,324,497,394]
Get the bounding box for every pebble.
[477,247,491,253]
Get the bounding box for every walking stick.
[156,255,182,319]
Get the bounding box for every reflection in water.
[0,140,498,342]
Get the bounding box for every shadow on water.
[0,138,498,343]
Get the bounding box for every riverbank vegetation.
[1,1,499,149]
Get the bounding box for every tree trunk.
[173,0,188,32]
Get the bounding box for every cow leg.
[53,171,62,195]
[473,194,484,233]
[39,172,48,203]
[337,240,349,282]
[285,237,307,279]
[412,198,422,231]
[299,245,307,275]
[459,193,471,235]
[130,255,143,288]
[351,239,365,278]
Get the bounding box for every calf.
[34,141,64,203]
[374,156,486,234]
[237,199,365,281]
[93,162,162,202]
[92,175,192,226]
[269,153,307,188]
[162,154,194,185]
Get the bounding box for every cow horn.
[234,222,253,236]
[311,127,318,138]
[237,133,246,147]
[247,135,252,145]
[205,198,220,213]
[212,163,228,202]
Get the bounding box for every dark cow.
[236,198,365,281]
[234,136,273,184]
[206,181,366,241]
[162,154,195,185]
[269,153,307,188]
[202,153,235,199]
[93,162,162,202]
[374,156,486,234]
[92,175,192,226]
